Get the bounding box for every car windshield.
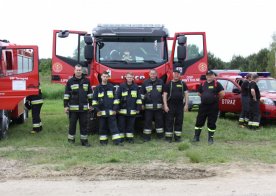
[257,79,276,92]
[95,36,167,69]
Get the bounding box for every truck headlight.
[260,98,274,105]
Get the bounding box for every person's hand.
[64,107,69,114]
[184,104,188,112]
[164,105,169,113]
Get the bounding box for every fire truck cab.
[52,24,208,89]
[0,39,39,139]
[215,70,276,119]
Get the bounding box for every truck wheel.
[0,110,9,139]
[16,109,28,124]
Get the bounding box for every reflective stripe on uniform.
[64,94,70,100]
[69,105,79,110]
[239,118,245,122]
[92,100,98,106]
[165,132,173,137]
[131,90,137,97]
[208,128,216,132]
[114,99,120,104]
[119,109,127,114]
[195,127,202,130]
[83,84,88,91]
[83,105,88,110]
[141,94,145,100]
[130,110,137,115]
[33,123,41,128]
[157,104,162,109]
[145,104,153,109]
[174,131,182,136]
[80,135,88,140]
[98,92,104,97]
[119,133,125,138]
[87,93,93,99]
[248,121,253,126]
[145,86,153,92]
[126,133,134,138]
[156,85,162,92]
[68,134,75,140]
[107,91,114,98]
[112,134,121,140]
[71,84,79,90]
[156,128,164,133]
[251,122,260,127]
[122,91,128,96]
[109,110,116,115]
[99,135,108,141]
[143,129,152,135]
[136,99,142,104]
[31,99,43,104]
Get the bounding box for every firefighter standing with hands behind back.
[64,65,93,147]
[114,72,142,143]
[192,70,225,145]
[92,71,121,145]
[163,69,189,142]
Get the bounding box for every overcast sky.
[1,0,275,62]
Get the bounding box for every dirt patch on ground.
[0,159,215,181]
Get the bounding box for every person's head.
[125,72,134,84]
[251,73,259,82]
[206,70,216,82]
[149,69,158,81]
[246,73,252,81]
[74,64,83,78]
[172,69,181,81]
[101,71,110,84]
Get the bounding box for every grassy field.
[0,97,276,170]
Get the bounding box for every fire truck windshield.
[96,36,168,69]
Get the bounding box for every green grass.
[0,99,276,170]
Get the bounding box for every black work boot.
[208,132,214,145]
[192,129,201,142]
[68,138,75,144]
[100,140,108,146]
[113,139,124,146]
[165,137,172,143]
[156,133,164,139]
[81,139,91,147]
[143,134,151,142]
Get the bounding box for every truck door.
[218,79,242,113]
[52,30,89,84]
[167,32,208,90]
[0,45,39,110]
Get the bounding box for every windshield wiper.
[102,60,128,64]
[143,60,157,64]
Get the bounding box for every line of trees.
[208,33,276,77]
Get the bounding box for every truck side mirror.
[232,88,241,94]
[84,35,93,45]
[178,36,187,45]
[177,45,186,61]
[58,30,69,38]
[84,45,94,63]
[0,48,2,61]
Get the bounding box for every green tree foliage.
[267,33,276,77]
[208,52,227,69]
[39,58,52,74]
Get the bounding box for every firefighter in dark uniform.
[92,71,121,145]
[248,74,261,129]
[25,84,43,134]
[193,70,225,145]
[239,73,252,127]
[141,69,164,141]
[163,69,189,142]
[114,72,142,143]
[64,65,92,147]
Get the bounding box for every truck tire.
[0,110,9,139]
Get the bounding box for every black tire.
[0,111,9,140]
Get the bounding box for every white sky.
[1,0,275,62]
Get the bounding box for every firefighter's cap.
[206,70,215,75]
[173,69,181,74]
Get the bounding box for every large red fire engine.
[51,24,208,131]
[0,39,39,139]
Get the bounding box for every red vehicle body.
[51,24,208,90]
[0,39,39,138]
[216,71,276,119]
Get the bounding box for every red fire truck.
[51,24,208,131]
[0,39,39,139]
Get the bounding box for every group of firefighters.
[25,65,261,147]
[61,65,225,147]
[239,73,261,129]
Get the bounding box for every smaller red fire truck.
[0,39,39,139]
